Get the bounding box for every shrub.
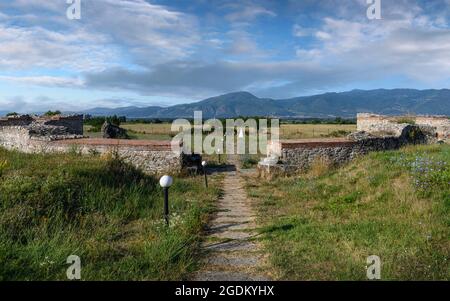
[44,110,62,117]
[395,117,416,125]
[240,155,259,169]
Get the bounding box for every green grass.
[0,148,222,280]
[85,123,357,141]
[246,144,450,280]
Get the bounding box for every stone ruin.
[101,121,128,139]
[0,114,83,140]
[258,113,446,177]
[0,114,191,175]
[356,113,450,140]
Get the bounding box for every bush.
[44,110,62,116]
[240,155,259,169]
[84,115,127,132]
[395,117,416,125]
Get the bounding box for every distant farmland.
[85,122,357,141]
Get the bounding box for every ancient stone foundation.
[0,115,187,175]
[357,113,449,139]
[259,115,442,177]
[52,139,185,175]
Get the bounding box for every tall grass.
[246,144,449,280]
[0,148,221,280]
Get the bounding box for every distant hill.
[81,89,450,118]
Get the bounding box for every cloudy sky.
[0,0,450,112]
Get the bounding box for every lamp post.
[201,160,208,188]
[217,148,221,164]
[159,175,173,226]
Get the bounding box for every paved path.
[192,160,270,281]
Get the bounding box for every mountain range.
[82,89,450,118]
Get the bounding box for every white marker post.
[217,148,222,164]
[201,160,208,188]
[159,175,173,226]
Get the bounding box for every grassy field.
[0,148,222,280]
[84,123,356,141]
[280,124,356,139]
[245,144,450,280]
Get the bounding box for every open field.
[0,148,222,280]
[84,123,356,141]
[245,144,450,280]
[280,124,356,139]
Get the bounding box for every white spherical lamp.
[201,160,207,167]
[159,175,173,188]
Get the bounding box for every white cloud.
[0,24,118,71]
[225,4,276,22]
[295,49,322,61]
[0,0,200,70]
[225,30,268,58]
[85,8,450,99]
[85,0,200,65]
[293,24,311,37]
[1,0,450,108]
[0,75,84,87]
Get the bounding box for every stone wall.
[0,115,84,135]
[52,139,185,175]
[279,139,358,173]
[0,126,34,151]
[0,115,34,127]
[357,113,449,139]
[36,115,84,135]
[415,116,450,139]
[0,116,187,175]
[259,124,436,176]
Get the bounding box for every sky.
[0,0,450,112]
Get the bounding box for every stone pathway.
[192,161,271,281]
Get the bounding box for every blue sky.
[0,0,450,112]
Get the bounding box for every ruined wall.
[0,115,34,127]
[34,115,84,135]
[280,140,358,172]
[0,133,184,175]
[278,138,404,172]
[261,125,434,175]
[52,139,184,175]
[357,113,450,139]
[0,115,84,135]
[415,116,450,139]
[0,126,34,151]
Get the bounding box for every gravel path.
[192,162,271,281]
